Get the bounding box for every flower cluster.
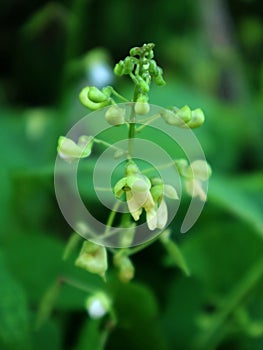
[56,43,212,290]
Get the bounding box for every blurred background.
[1,0,263,349]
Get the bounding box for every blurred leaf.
[35,280,61,330]
[74,319,104,350]
[209,175,263,237]
[193,257,263,350]
[2,232,104,310]
[63,232,82,260]
[32,319,61,350]
[0,252,30,350]
[161,276,205,350]
[108,279,169,350]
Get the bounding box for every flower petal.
[190,160,212,181]
[157,199,168,229]
[163,184,179,199]
[126,191,142,221]
[185,178,207,201]
[114,177,127,198]
[58,137,82,161]
[146,208,158,230]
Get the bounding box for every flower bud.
[102,86,112,98]
[114,60,125,76]
[129,47,140,56]
[134,102,150,115]
[146,49,154,59]
[153,67,166,86]
[175,105,192,124]
[149,60,158,75]
[187,108,205,128]
[114,254,135,283]
[85,292,111,319]
[160,109,178,125]
[123,57,135,74]
[150,184,163,202]
[75,241,108,278]
[134,95,150,115]
[105,105,126,126]
[125,162,139,176]
[79,87,111,110]
[88,86,108,103]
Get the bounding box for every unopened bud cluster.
[114,43,165,116]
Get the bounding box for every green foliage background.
[0,0,263,349]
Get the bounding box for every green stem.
[61,276,97,294]
[128,86,139,157]
[94,138,121,151]
[111,89,130,102]
[126,234,160,256]
[142,160,176,175]
[136,113,161,132]
[104,201,121,236]
[128,51,144,159]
